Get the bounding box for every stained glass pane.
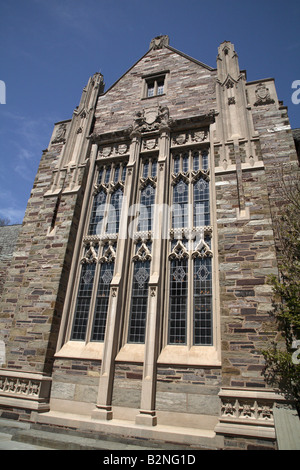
[91,261,114,342]
[106,188,123,234]
[193,257,212,345]
[193,178,210,226]
[172,180,188,229]
[138,184,155,232]
[71,263,96,341]
[88,190,107,235]
[128,260,150,343]
[168,257,188,344]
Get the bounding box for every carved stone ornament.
[169,240,189,260]
[149,35,169,50]
[174,133,187,145]
[117,144,128,154]
[143,138,158,150]
[191,169,210,184]
[192,130,208,142]
[254,83,275,106]
[192,228,213,259]
[102,146,112,157]
[132,242,152,262]
[51,123,67,144]
[81,242,99,264]
[131,106,172,133]
[171,172,189,186]
[99,244,116,264]
[192,237,213,259]
[139,175,157,190]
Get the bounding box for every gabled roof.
[101,36,215,95]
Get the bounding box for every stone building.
[0,36,299,450]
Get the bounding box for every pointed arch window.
[128,242,152,344]
[70,157,127,343]
[71,243,99,341]
[167,147,213,347]
[168,239,189,344]
[91,244,116,342]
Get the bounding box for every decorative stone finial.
[149,35,169,50]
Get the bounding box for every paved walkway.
[0,417,163,451]
[0,419,53,450]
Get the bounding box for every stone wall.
[0,141,86,375]
[0,225,22,298]
[216,167,278,388]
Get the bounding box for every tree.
[262,166,300,412]
[0,217,10,226]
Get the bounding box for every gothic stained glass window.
[71,262,96,341]
[106,188,123,234]
[193,257,212,345]
[168,147,213,347]
[172,180,189,229]
[128,259,151,344]
[193,178,210,227]
[88,190,107,236]
[169,256,188,344]
[138,184,155,232]
[70,155,128,344]
[91,260,115,342]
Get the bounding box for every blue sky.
[0,0,299,224]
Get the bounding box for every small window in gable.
[143,72,168,99]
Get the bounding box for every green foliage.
[262,168,300,410]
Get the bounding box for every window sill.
[141,93,166,101]
[157,345,221,367]
[115,343,145,363]
[55,341,104,360]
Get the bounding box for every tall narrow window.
[71,244,98,341]
[138,157,157,232]
[138,184,155,232]
[168,240,189,344]
[172,179,189,229]
[91,244,116,342]
[193,178,210,227]
[69,152,128,344]
[193,256,212,345]
[168,144,213,347]
[106,188,123,234]
[88,190,107,236]
[128,243,151,343]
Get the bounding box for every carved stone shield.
[144,108,158,125]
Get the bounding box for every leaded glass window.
[193,178,210,227]
[138,184,155,232]
[88,190,107,236]
[172,180,189,229]
[70,154,127,344]
[168,146,213,347]
[193,256,212,345]
[71,261,96,340]
[168,240,189,344]
[91,251,115,342]
[128,242,152,344]
[106,188,123,234]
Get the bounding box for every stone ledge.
[0,369,51,411]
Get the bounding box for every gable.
[94,45,217,136]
